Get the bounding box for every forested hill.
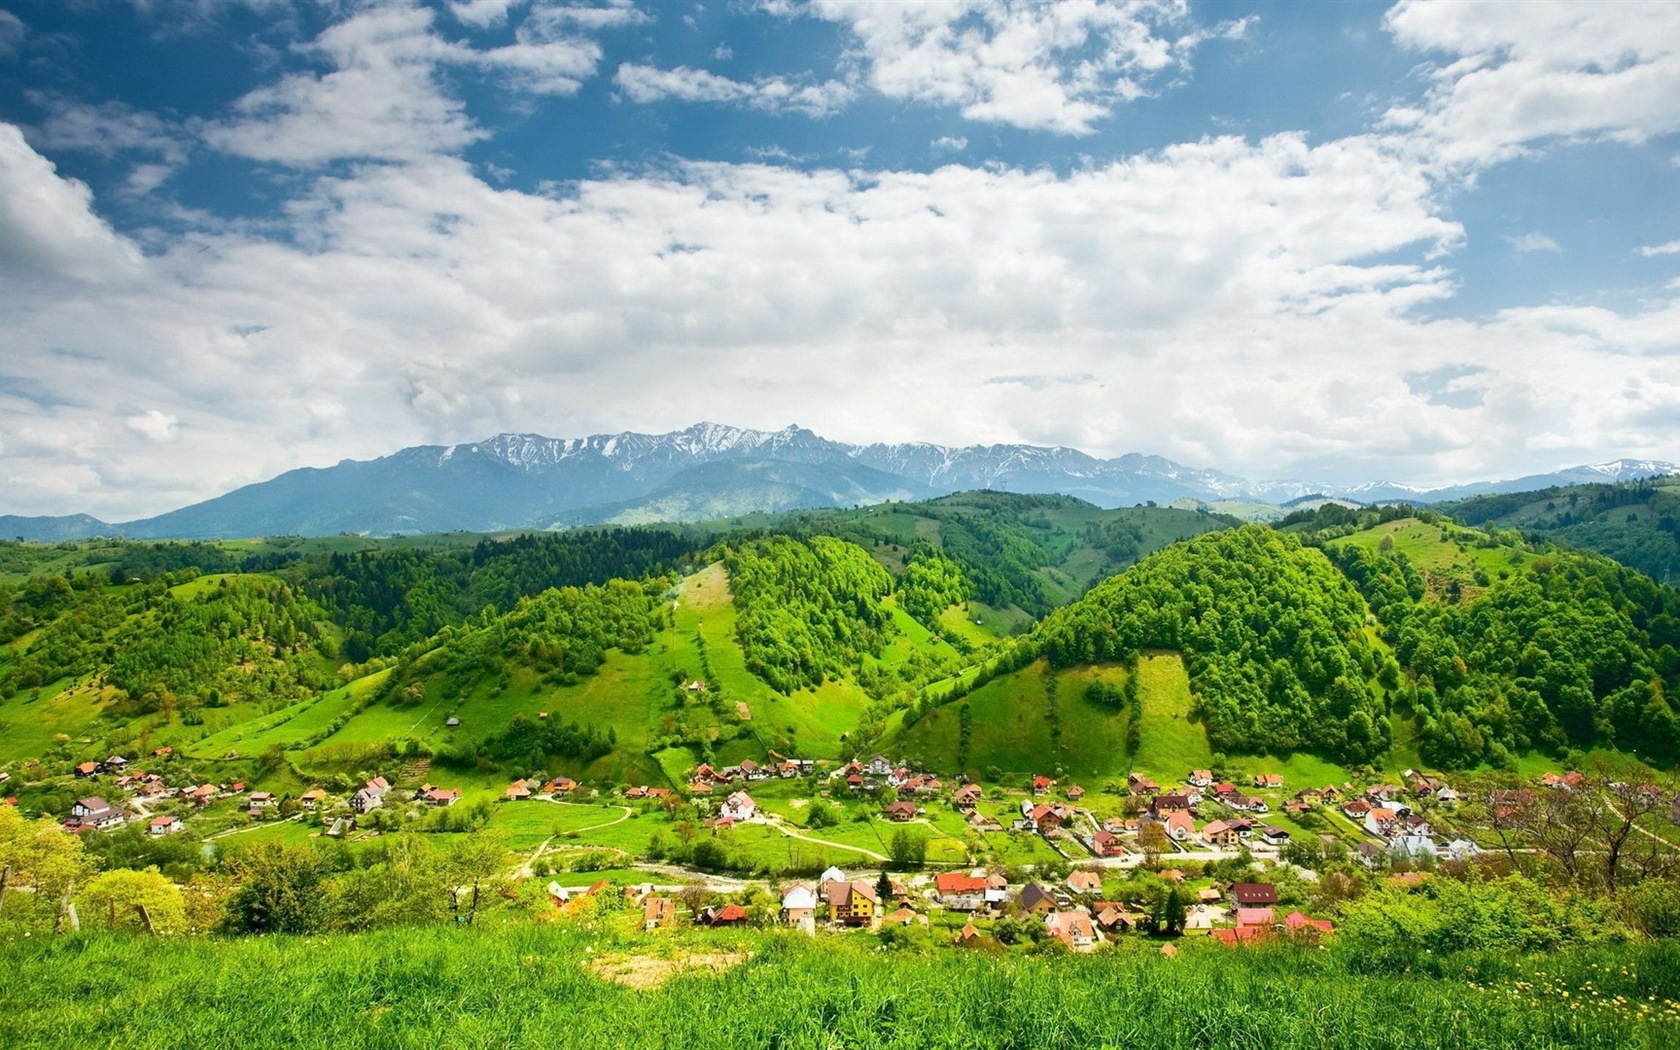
[3,494,1680,801]
[1434,476,1680,583]
[1033,527,1391,763]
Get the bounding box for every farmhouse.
[643,897,677,931]
[823,880,880,926]
[720,791,757,822]
[1229,882,1279,907]
[67,797,124,831]
[148,815,182,836]
[884,800,917,821]
[781,884,817,927]
[1045,910,1101,952]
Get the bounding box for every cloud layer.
[2,0,1679,520]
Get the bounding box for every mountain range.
[2,422,1673,541]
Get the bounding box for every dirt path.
[536,796,633,831]
[760,815,889,862]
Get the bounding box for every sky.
[1,0,1679,521]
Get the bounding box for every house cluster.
[72,755,132,778]
[833,755,940,797]
[351,776,391,813]
[416,783,461,807]
[776,866,915,932]
[1209,883,1335,946]
[688,757,810,793]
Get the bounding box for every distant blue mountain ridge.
[2,423,1673,541]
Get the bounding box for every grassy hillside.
[3,924,1676,1050]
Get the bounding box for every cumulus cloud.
[201,6,482,167]
[804,0,1221,135]
[0,123,143,285]
[1640,239,1680,257]
[450,0,523,28]
[615,64,855,116]
[201,3,629,167]
[1383,0,1680,168]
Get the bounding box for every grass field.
[4,925,1675,1050]
[1331,518,1529,602]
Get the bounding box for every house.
[781,884,817,927]
[1236,907,1275,929]
[643,896,677,931]
[1093,904,1143,933]
[823,880,880,926]
[956,922,982,945]
[152,747,173,758]
[720,791,757,822]
[1201,819,1241,847]
[1341,799,1372,820]
[1091,829,1126,858]
[1045,910,1101,952]
[1212,925,1270,946]
[505,779,533,801]
[705,903,750,927]
[186,784,219,806]
[1364,807,1400,838]
[365,776,390,792]
[74,761,100,778]
[1066,871,1103,896]
[935,872,989,905]
[1127,773,1161,795]
[1017,883,1057,916]
[1228,883,1278,907]
[67,797,124,831]
[103,756,129,772]
[445,717,461,728]
[1253,773,1283,790]
[149,815,182,836]
[952,784,982,811]
[1150,793,1192,816]
[249,792,277,807]
[1261,826,1290,846]
[420,786,461,806]
[1187,769,1214,788]
[544,776,576,796]
[1164,810,1198,843]
[883,905,922,927]
[1022,802,1067,831]
[299,788,327,809]
[350,787,383,813]
[1197,887,1222,904]
[1065,784,1085,801]
[1031,774,1055,795]
[885,800,917,821]
[1283,911,1335,936]
[865,755,893,778]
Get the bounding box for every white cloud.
[931,135,968,151]
[1640,239,1680,257]
[29,95,193,194]
[615,64,856,116]
[201,3,625,167]
[1384,0,1680,168]
[126,409,179,441]
[450,0,523,28]
[1506,232,1560,254]
[0,123,143,285]
[805,0,1215,135]
[202,6,481,167]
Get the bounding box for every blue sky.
[1,0,1678,520]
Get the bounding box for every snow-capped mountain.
[5,424,1674,540]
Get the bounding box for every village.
[19,744,1599,952]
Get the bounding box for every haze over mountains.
[2,423,1673,541]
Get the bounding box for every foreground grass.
[3,927,1677,1049]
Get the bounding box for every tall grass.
[2,928,1675,1049]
